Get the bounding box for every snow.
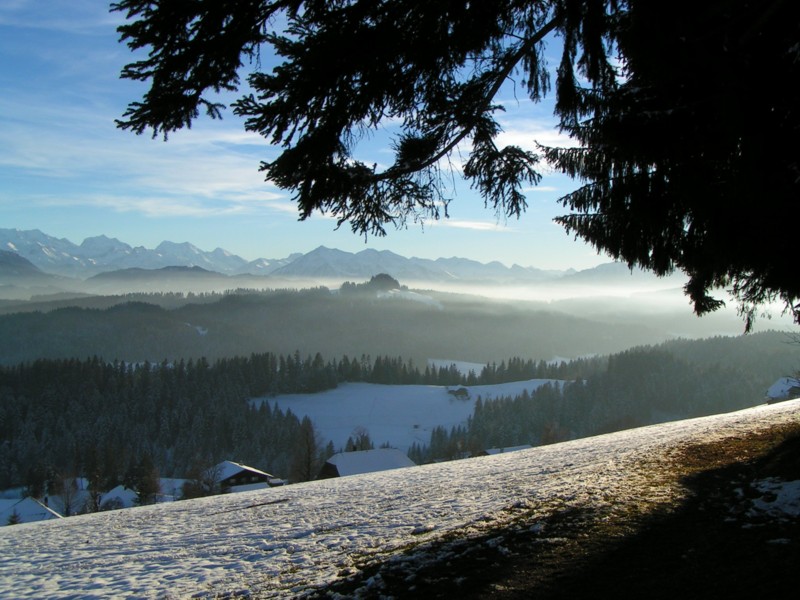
[428,358,487,376]
[184,322,210,336]
[159,478,188,498]
[102,485,139,509]
[228,482,272,494]
[47,489,93,516]
[262,380,560,452]
[324,448,416,477]
[747,478,800,519]
[483,445,533,455]
[1,400,798,598]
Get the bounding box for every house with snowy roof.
[215,461,285,492]
[99,485,140,510]
[318,448,416,479]
[1,497,63,526]
[766,377,800,404]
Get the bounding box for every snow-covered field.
[259,379,560,452]
[1,400,798,599]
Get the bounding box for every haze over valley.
[2,228,788,357]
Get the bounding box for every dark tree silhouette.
[113,0,612,233]
[289,416,324,482]
[113,0,799,326]
[542,0,800,329]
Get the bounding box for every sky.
[0,0,608,270]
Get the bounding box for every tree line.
[0,350,593,495]
[409,342,783,464]
[2,331,795,501]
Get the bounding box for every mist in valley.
[1,266,792,368]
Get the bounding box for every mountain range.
[0,228,300,278]
[0,228,691,302]
[0,227,577,282]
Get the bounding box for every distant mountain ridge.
[0,250,44,278]
[1,228,680,288]
[88,265,217,281]
[268,246,569,282]
[0,229,297,278]
[0,228,576,282]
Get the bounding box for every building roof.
[1,497,63,525]
[766,377,800,400]
[324,448,416,477]
[215,460,274,482]
[101,485,139,509]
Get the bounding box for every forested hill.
[0,351,578,492]
[2,331,797,495]
[419,340,789,463]
[0,288,668,366]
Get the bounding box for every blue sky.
[0,0,608,269]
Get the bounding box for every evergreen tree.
[542,0,800,328]
[127,453,161,506]
[289,416,324,482]
[345,426,374,452]
[24,462,49,499]
[113,0,800,325]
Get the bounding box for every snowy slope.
[1,401,798,599]
[261,379,561,452]
[325,448,416,477]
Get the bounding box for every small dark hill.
[0,250,45,278]
[88,265,220,281]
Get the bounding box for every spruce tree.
[114,0,800,326]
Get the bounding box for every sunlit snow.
[1,401,798,599]
[260,379,560,452]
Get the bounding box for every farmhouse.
[766,377,800,404]
[319,448,416,479]
[216,461,285,492]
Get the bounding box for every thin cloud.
[437,220,514,232]
[523,185,559,193]
[496,119,574,151]
[0,0,123,34]
[0,89,287,210]
[34,193,296,220]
